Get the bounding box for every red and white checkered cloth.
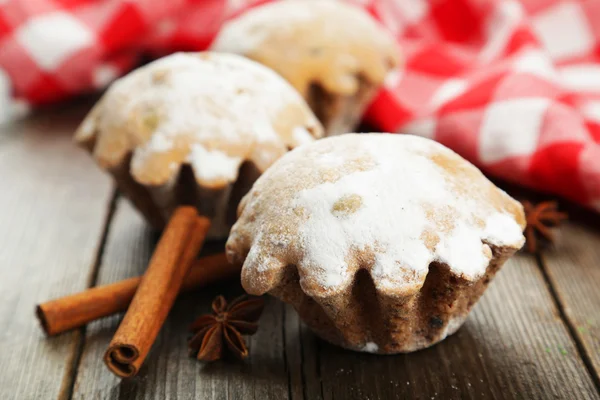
[1,0,599,211]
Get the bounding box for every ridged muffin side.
[212,1,400,135]
[75,52,323,238]
[226,134,525,353]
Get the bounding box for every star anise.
[188,294,265,362]
[522,200,568,253]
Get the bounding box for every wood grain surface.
[1,107,599,399]
[540,222,600,386]
[0,107,113,400]
[314,254,599,400]
[70,202,600,399]
[72,199,291,400]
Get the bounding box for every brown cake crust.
[211,1,400,135]
[268,244,514,353]
[226,133,525,353]
[74,52,323,237]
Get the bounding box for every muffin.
[211,1,400,136]
[226,134,525,353]
[75,52,323,238]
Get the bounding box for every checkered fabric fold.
[1,0,599,210]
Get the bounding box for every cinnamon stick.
[104,207,210,378]
[36,252,238,336]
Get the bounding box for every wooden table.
[1,103,599,400]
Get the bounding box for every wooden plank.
[69,188,600,397]
[314,254,600,399]
[540,221,600,385]
[71,199,600,399]
[72,199,291,400]
[284,304,324,400]
[0,106,113,400]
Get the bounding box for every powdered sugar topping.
[213,2,317,54]
[189,144,242,187]
[293,126,315,146]
[362,342,379,353]
[76,52,322,186]
[211,1,399,97]
[230,134,525,297]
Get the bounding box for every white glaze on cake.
[228,134,526,298]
